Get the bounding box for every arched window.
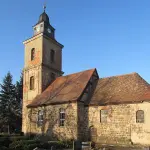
[31,48,35,61]
[30,76,34,90]
[50,49,55,63]
[51,73,55,82]
[136,110,144,123]
[59,108,65,126]
[37,110,44,126]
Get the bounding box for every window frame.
[59,108,65,127]
[136,110,144,123]
[100,109,108,123]
[31,48,35,61]
[30,76,35,90]
[37,110,44,127]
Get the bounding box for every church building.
[22,8,150,146]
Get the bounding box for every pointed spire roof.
[38,4,50,24]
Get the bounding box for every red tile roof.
[90,72,150,105]
[27,68,96,107]
[139,88,150,102]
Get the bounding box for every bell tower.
[22,6,64,133]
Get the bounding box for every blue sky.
[0,0,150,83]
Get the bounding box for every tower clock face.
[47,28,52,33]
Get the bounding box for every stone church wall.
[77,102,89,141]
[24,100,150,145]
[27,102,78,140]
[88,102,150,145]
[130,102,150,145]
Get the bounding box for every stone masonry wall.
[77,102,89,141]
[89,104,132,145]
[89,102,150,146]
[27,102,78,140]
[130,102,150,145]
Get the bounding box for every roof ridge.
[62,68,96,78]
[100,72,138,79]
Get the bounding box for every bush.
[0,146,9,150]
[9,139,73,150]
[22,143,41,150]
[9,139,40,150]
[0,135,31,148]
[0,136,11,147]
[48,140,73,149]
[0,135,73,150]
[9,140,54,150]
[0,133,22,137]
[10,136,30,142]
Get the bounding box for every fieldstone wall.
[88,102,150,146]
[77,102,89,141]
[27,102,78,140]
[24,97,150,145]
[130,103,150,145]
[89,104,131,145]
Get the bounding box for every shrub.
[0,135,31,148]
[0,136,11,147]
[9,140,53,150]
[7,137,73,150]
[48,140,73,149]
[9,140,23,150]
[0,146,9,150]
[9,140,40,150]
[10,136,30,142]
[22,143,40,150]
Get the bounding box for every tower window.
[59,108,65,126]
[136,110,144,123]
[31,48,35,61]
[37,110,44,126]
[51,73,55,82]
[30,76,34,90]
[50,50,55,63]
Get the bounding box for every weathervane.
[43,1,46,12]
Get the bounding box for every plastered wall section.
[43,36,62,71]
[24,35,43,68]
[27,103,78,140]
[89,102,150,145]
[42,37,62,91]
[23,35,43,133]
[131,102,150,145]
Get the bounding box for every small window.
[30,76,34,90]
[37,110,44,126]
[136,110,144,123]
[50,50,55,63]
[100,109,108,123]
[59,108,65,126]
[51,73,55,82]
[31,48,35,61]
